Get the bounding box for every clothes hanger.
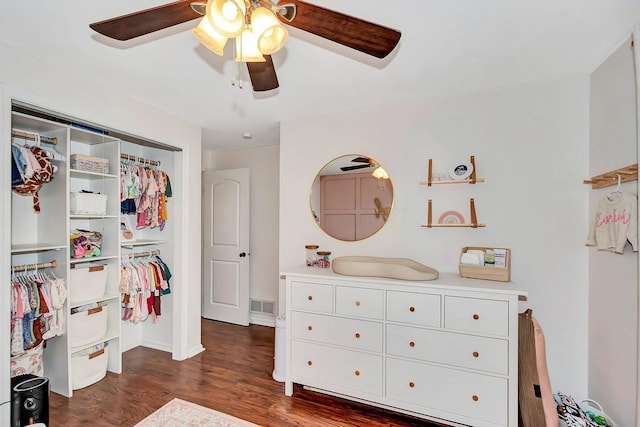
[606,174,622,200]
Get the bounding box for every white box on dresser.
[283,267,527,427]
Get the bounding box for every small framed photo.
[448,162,474,180]
[120,214,137,242]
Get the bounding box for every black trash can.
[11,374,49,427]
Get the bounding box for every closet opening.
[9,99,185,398]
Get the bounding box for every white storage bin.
[70,305,108,347]
[70,191,108,215]
[71,342,108,390]
[69,264,109,304]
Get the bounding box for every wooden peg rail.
[12,129,58,145]
[583,164,638,189]
[423,198,486,228]
[421,155,485,186]
[13,260,57,273]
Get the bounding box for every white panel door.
[202,168,250,325]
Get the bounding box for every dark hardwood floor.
[49,319,444,426]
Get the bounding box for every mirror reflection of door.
[310,155,393,241]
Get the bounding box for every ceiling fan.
[340,156,377,171]
[89,0,401,92]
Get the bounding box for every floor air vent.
[250,299,275,315]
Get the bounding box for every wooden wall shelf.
[422,198,486,228]
[583,164,637,189]
[420,155,485,186]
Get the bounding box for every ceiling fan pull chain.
[238,59,244,89]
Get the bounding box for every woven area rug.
[135,398,260,427]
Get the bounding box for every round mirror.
[310,154,394,241]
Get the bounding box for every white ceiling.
[1,1,640,151]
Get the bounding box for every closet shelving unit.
[583,163,638,189]
[68,126,122,396]
[11,113,71,397]
[420,156,486,228]
[10,111,122,398]
[9,106,179,406]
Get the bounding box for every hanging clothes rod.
[12,129,58,145]
[121,250,160,259]
[120,153,161,167]
[12,260,57,273]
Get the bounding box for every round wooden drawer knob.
[472,395,479,401]
[355,333,361,339]
[307,360,313,366]
[409,341,415,347]
[473,314,480,320]
[409,382,415,388]
[409,306,415,312]
[473,351,479,358]
[308,295,313,301]
[354,370,360,376]
[355,301,361,306]
[307,325,313,331]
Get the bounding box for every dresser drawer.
[444,296,508,336]
[292,341,383,396]
[291,311,383,352]
[386,324,508,375]
[335,286,383,320]
[291,281,334,313]
[386,357,507,426]
[386,291,440,327]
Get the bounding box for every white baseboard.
[250,312,276,327]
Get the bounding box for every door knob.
[239,252,247,257]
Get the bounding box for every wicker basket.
[71,342,109,390]
[70,154,109,174]
[70,192,108,215]
[459,246,511,282]
[69,264,109,304]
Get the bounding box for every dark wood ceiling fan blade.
[341,164,374,171]
[278,0,401,58]
[351,156,373,164]
[247,55,279,92]
[89,0,201,41]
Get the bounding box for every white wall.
[588,37,638,427]
[279,76,591,397]
[0,43,204,360]
[204,145,280,324]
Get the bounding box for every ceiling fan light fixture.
[276,3,296,22]
[192,16,228,56]
[372,166,389,180]
[208,0,246,37]
[234,27,266,62]
[251,6,288,55]
[189,2,207,15]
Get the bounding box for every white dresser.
[283,268,527,427]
